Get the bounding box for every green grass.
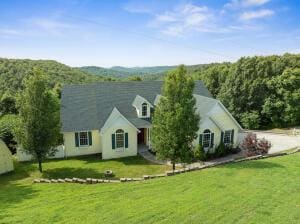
[0,155,169,185]
[0,154,299,224]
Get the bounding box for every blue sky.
[0,0,299,67]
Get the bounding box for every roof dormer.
[132,95,153,118]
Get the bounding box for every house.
[61,81,242,160]
[0,139,14,174]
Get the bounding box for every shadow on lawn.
[223,160,285,169]
[42,167,108,179]
[80,154,161,166]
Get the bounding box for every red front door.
[138,128,145,144]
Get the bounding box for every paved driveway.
[248,131,300,154]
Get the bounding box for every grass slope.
[0,154,299,223]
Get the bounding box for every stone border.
[33,149,299,184]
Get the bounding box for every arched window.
[142,103,148,116]
[202,129,211,148]
[115,129,124,148]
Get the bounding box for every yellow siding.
[101,123,138,160]
[63,130,101,157]
[0,139,14,174]
[210,104,240,147]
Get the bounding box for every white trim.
[202,132,211,150]
[132,95,153,108]
[209,117,224,131]
[217,101,243,130]
[115,129,125,150]
[141,102,148,117]
[100,107,139,135]
[223,130,232,144]
[78,131,89,147]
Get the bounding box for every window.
[223,130,232,144]
[115,129,124,148]
[142,103,148,116]
[202,129,211,148]
[79,132,89,146]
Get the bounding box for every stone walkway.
[138,145,167,165]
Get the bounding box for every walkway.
[138,144,166,165]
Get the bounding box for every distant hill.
[76,65,178,78]
[0,58,108,96]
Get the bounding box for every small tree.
[15,69,60,172]
[152,65,200,171]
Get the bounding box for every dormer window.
[142,103,148,117]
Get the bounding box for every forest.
[190,53,300,129]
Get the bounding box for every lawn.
[0,155,170,185]
[0,153,299,224]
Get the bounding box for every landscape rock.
[155,174,165,178]
[86,178,92,184]
[143,175,150,180]
[65,178,73,183]
[165,171,174,176]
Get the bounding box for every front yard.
[0,155,170,185]
[0,153,299,223]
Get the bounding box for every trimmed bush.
[194,144,206,161]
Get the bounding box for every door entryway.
[138,128,145,144]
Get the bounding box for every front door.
[138,128,145,144]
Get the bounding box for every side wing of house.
[0,139,14,174]
[194,95,242,151]
[100,108,139,160]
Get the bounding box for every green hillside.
[77,65,178,78]
[0,58,108,96]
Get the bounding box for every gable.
[208,102,242,130]
[100,108,139,135]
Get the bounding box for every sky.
[0,0,299,67]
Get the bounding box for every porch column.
[148,127,151,149]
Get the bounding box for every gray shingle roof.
[61,81,213,132]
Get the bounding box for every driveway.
[242,131,300,154]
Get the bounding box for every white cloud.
[27,18,74,35]
[0,28,24,36]
[240,9,274,20]
[225,0,271,9]
[148,4,214,36]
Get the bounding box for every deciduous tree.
[152,65,200,171]
[15,69,60,172]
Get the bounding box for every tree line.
[189,53,300,129]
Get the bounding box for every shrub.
[256,138,272,154]
[240,132,271,156]
[194,144,206,161]
[215,142,227,157]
